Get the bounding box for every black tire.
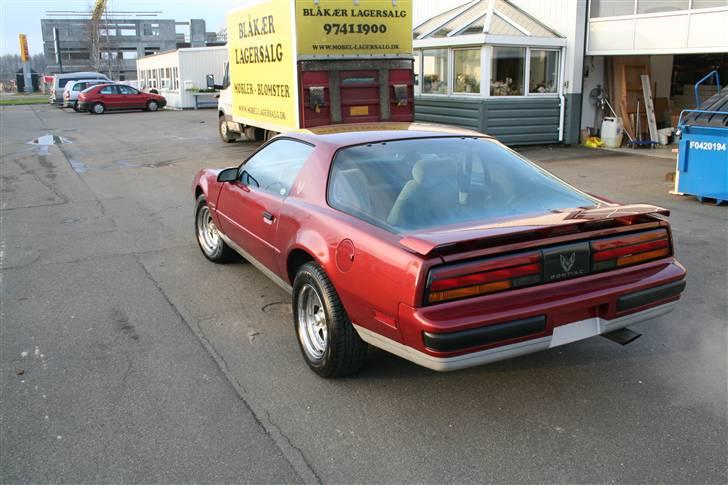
[91,102,105,115]
[293,262,367,378]
[219,117,237,143]
[146,100,159,112]
[73,102,80,112]
[194,195,239,263]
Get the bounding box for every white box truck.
[216,0,414,142]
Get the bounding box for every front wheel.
[195,195,239,263]
[219,117,237,143]
[146,100,159,112]
[293,262,367,378]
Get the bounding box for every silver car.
[49,71,109,106]
[63,79,113,110]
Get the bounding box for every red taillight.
[427,252,542,304]
[425,229,673,305]
[591,229,670,272]
[64,91,69,98]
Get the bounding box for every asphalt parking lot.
[1,105,726,484]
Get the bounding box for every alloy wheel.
[297,284,328,361]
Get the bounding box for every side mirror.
[206,74,215,89]
[217,167,238,183]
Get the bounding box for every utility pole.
[53,27,63,73]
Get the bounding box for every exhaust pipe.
[602,327,641,346]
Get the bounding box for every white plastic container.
[658,127,673,145]
[601,117,624,148]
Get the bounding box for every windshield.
[328,137,599,232]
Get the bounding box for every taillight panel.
[591,228,670,272]
[425,228,672,305]
[427,252,543,304]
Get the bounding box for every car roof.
[65,79,107,86]
[288,122,490,148]
[55,71,108,79]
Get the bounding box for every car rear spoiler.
[398,204,670,257]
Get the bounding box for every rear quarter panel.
[275,141,427,343]
[277,199,424,343]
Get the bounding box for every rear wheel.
[195,195,239,263]
[293,262,367,378]
[91,102,105,115]
[146,100,159,112]
[219,117,237,143]
[73,101,80,112]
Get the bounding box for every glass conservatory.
[413,0,566,145]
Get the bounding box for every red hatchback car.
[77,83,166,114]
[192,123,686,377]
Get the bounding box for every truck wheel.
[195,195,239,263]
[219,117,236,143]
[264,130,278,141]
[293,262,367,378]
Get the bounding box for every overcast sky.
[0,0,467,56]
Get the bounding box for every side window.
[119,85,138,94]
[99,85,116,94]
[240,139,314,198]
[72,83,83,91]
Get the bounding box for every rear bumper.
[354,301,677,371]
[76,102,90,111]
[354,259,686,371]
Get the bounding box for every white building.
[136,46,228,109]
[417,0,727,145]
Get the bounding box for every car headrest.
[411,159,452,185]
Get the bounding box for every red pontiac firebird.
[192,123,686,378]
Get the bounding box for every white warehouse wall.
[510,0,586,96]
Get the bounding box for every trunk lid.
[399,204,669,260]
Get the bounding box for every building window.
[453,48,481,94]
[490,46,524,96]
[144,47,160,56]
[692,0,728,8]
[590,0,635,17]
[173,67,179,90]
[636,0,689,14]
[100,50,119,60]
[422,49,448,94]
[143,23,160,36]
[120,48,138,60]
[529,49,558,94]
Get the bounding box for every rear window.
[328,137,599,232]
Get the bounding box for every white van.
[63,79,112,110]
[49,72,110,105]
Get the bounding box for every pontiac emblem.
[560,252,576,273]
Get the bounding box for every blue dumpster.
[676,83,728,205]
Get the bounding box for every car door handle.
[262,211,275,224]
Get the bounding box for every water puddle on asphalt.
[27,134,72,145]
